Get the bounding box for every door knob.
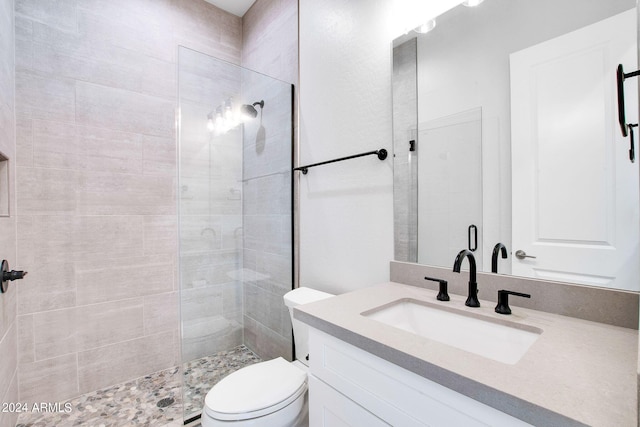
[514,250,536,260]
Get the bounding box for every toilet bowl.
[201,287,334,427]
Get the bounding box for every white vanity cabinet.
[307,328,533,427]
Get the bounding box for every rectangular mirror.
[392,0,640,292]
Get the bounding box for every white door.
[510,9,639,291]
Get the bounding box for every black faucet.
[491,243,508,273]
[453,249,480,307]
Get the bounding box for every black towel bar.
[294,149,387,175]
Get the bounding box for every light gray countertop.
[294,282,638,427]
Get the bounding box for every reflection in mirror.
[392,0,639,291]
[418,108,482,268]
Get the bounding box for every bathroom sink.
[361,299,542,364]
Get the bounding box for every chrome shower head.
[241,100,264,119]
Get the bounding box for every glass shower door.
[177,46,293,422]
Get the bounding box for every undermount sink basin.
[361,299,542,364]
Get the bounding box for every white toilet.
[201,287,334,427]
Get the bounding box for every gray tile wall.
[0,0,18,423]
[242,0,299,88]
[241,0,298,362]
[178,47,244,362]
[241,94,293,361]
[14,0,242,404]
[392,39,418,263]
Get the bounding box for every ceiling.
[203,0,257,17]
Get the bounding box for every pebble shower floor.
[15,345,260,427]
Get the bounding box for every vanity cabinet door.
[308,328,533,427]
[308,375,390,427]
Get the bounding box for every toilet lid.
[204,357,307,420]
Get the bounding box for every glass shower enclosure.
[177,46,294,421]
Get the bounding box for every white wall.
[298,0,459,294]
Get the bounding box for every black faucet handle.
[495,290,531,315]
[424,276,450,301]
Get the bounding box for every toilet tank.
[283,287,334,366]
